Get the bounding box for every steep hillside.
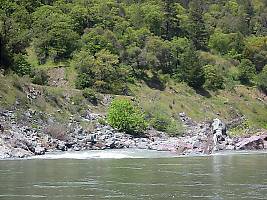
[1,71,266,136]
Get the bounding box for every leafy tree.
[208,29,232,55]
[187,0,209,50]
[0,1,31,69]
[32,5,79,63]
[74,49,127,94]
[12,54,32,76]
[81,27,119,55]
[203,64,224,90]
[238,59,256,85]
[179,43,205,89]
[107,98,148,135]
[144,36,174,74]
[244,36,267,71]
[256,65,267,93]
[162,0,181,39]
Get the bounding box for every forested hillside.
[0,0,267,133]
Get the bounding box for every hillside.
[1,0,267,136]
[1,70,266,136]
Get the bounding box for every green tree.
[32,5,79,63]
[74,49,127,93]
[256,65,267,93]
[238,59,256,85]
[107,98,148,135]
[179,43,205,89]
[81,27,119,55]
[162,0,181,39]
[187,0,209,50]
[203,64,224,90]
[144,36,174,74]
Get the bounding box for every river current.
[0,150,266,200]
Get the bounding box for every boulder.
[236,135,264,150]
[34,146,46,155]
[57,141,67,151]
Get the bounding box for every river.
[0,150,266,200]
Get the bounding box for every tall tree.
[187,0,209,50]
[162,0,181,40]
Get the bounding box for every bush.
[238,59,256,85]
[203,65,224,90]
[31,69,49,85]
[12,54,32,76]
[107,98,148,135]
[82,88,97,105]
[150,112,183,135]
[44,123,69,141]
[256,65,267,93]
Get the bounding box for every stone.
[105,139,116,149]
[236,135,264,150]
[34,146,46,155]
[57,141,67,151]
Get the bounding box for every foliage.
[238,59,256,85]
[1,0,266,92]
[203,65,224,90]
[107,98,148,135]
[12,54,32,76]
[82,88,97,105]
[256,65,267,93]
[74,49,127,94]
[179,43,205,89]
[32,5,79,63]
[150,112,183,135]
[30,69,49,85]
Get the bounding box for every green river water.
[0,150,266,200]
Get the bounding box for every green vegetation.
[107,98,148,135]
[0,0,267,135]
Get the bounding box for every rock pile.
[0,109,266,159]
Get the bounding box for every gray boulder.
[236,135,264,150]
[34,146,46,155]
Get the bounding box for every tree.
[32,5,79,63]
[238,59,256,85]
[162,0,181,39]
[74,49,127,94]
[179,43,205,89]
[81,27,119,55]
[144,36,174,74]
[0,1,31,69]
[187,0,209,50]
[203,65,224,90]
[256,65,267,93]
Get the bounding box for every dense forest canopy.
[0,0,267,93]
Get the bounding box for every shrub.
[203,65,224,90]
[44,123,69,141]
[12,54,32,76]
[150,113,170,132]
[31,69,49,85]
[256,65,267,93]
[150,112,183,135]
[238,59,256,85]
[107,98,148,135]
[82,88,97,105]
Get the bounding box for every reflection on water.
[0,150,266,200]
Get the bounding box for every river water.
[0,150,266,200]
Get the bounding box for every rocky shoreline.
[0,109,266,159]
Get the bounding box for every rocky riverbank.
[0,108,266,159]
